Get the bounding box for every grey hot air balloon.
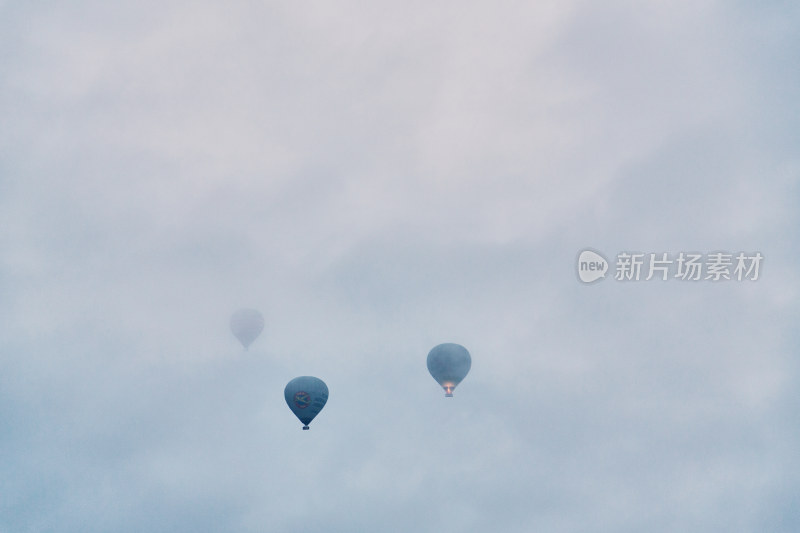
[284,376,329,430]
[427,343,471,397]
[230,308,264,349]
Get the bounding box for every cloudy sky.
[1,1,798,531]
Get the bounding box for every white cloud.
[1,1,798,531]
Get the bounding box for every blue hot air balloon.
[230,308,264,349]
[427,343,471,397]
[284,376,329,430]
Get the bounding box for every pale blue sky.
[1,1,798,531]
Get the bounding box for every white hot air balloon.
[230,308,264,349]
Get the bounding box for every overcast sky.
[1,1,799,532]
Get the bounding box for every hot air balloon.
[427,343,471,397]
[284,376,329,430]
[230,308,264,349]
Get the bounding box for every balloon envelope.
[230,308,264,349]
[427,343,471,397]
[284,376,329,430]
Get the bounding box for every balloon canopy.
[230,308,264,349]
[284,376,329,430]
[427,343,471,397]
